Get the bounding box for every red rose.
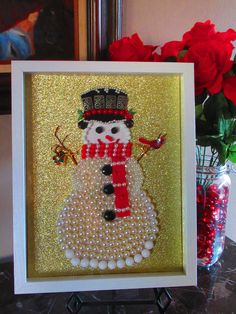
[109,33,157,61]
[160,40,185,61]
[181,39,234,95]
[182,20,216,47]
[153,52,161,61]
[222,76,236,105]
[214,28,236,42]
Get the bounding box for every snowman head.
[83,120,131,144]
[78,87,134,144]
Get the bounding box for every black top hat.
[80,87,132,122]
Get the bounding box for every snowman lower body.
[57,157,158,270]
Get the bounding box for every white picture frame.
[12,61,196,294]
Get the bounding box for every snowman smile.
[105,135,114,142]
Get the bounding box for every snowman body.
[57,87,158,270]
[57,89,159,270]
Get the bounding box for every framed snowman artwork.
[12,61,196,294]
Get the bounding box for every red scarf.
[81,142,132,218]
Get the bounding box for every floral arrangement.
[109,21,236,166]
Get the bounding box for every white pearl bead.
[80,258,89,268]
[142,249,150,258]
[108,260,116,270]
[125,257,134,266]
[117,259,125,269]
[98,261,108,270]
[90,259,98,268]
[65,249,74,259]
[134,254,143,263]
[145,241,154,250]
[71,257,80,267]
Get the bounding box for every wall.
[123,0,236,44]
[0,115,12,258]
[123,0,236,242]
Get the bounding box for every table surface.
[1,237,236,314]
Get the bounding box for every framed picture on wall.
[0,0,122,62]
[0,0,122,114]
[12,60,196,294]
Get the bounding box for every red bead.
[206,239,213,245]
[217,224,223,230]
[209,231,216,237]
[208,184,218,192]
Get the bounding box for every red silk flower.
[160,40,185,61]
[109,33,157,62]
[223,76,236,105]
[182,20,216,47]
[181,39,234,95]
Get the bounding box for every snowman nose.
[105,135,114,142]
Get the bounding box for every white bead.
[80,258,89,268]
[125,257,134,266]
[142,249,150,258]
[71,257,80,267]
[90,259,98,268]
[65,249,74,259]
[145,241,154,250]
[117,259,125,269]
[98,261,108,270]
[134,254,143,263]
[108,260,116,270]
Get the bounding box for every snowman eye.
[111,127,119,134]
[95,126,104,134]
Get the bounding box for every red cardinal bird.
[139,133,167,149]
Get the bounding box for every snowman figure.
[56,87,166,270]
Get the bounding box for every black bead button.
[103,183,114,194]
[103,210,116,221]
[101,164,112,176]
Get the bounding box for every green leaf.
[196,137,211,147]
[196,135,223,147]
[78,109,84,121]
[232,63,236,75]
[165,56,177,62]
[195,104,203,119]
[196,119,217,137]
[178,49,188,59]
[212,140,228,165]
[225,134,236,144]
[129,108,136,115]
[227,99,236,117]
[228,144,236,163]
[224,70,234,78]
[197,136,228,165]
[195,91,208,105]
[218,117,236,139]
[203,93,227,124]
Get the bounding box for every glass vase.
[196,162,231,267]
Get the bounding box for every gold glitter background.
[25,73,183,278]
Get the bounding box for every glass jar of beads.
[197,164,231,267]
